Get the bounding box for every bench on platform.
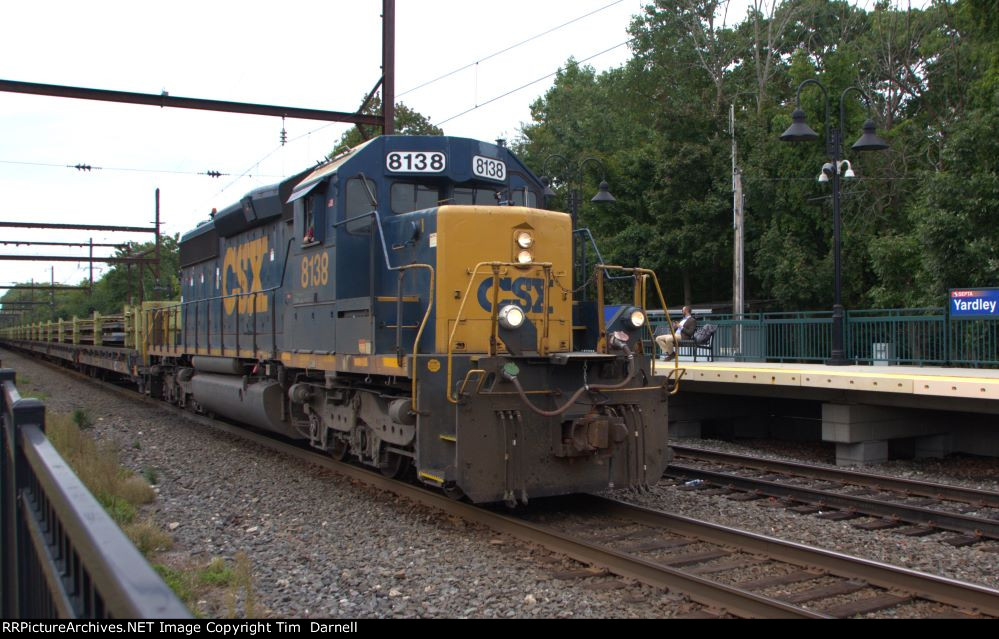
[679,335,714,362]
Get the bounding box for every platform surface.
[655,360,999,402]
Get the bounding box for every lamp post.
[779,80,889,366]
[540,155,616,294]
[540,155,615,228]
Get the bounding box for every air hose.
[502,332,636,418]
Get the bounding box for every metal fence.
[650,308,999,368]
[0,366,189,619]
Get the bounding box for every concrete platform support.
[822,403,943,465]
[915,434,953,459]
[836,441,889,466]
[668,393,767,439]
[670,420,703,439]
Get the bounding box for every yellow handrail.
[445,261,553,404]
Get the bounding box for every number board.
[473,155,506,182]
[386,151,446,173]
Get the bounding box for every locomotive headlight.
[515,231,534,249]
[498,305,526,330]
[517,250,533,265]
[628,308,646,329]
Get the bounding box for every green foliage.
[515,0,999,311]
[72,408,93,430]
[1,235,180,322]
[331,96,443,157]
[142,466,159,485]
[154,564,197,607]
[198,558,235,587]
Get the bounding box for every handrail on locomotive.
[446,258,682,409]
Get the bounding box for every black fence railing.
[0,366,189,619]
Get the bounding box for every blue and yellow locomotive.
[8,136,674,505]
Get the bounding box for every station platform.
[655,359,999,465]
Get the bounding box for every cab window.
[303,196,317,244]
[511,187,538,208]
[453,186,500,206]
[345,176,378,234]
[296,194,325,245]
[391,182,440,214]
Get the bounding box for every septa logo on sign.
[949,288,999,317]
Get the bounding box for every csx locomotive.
[1,136,674,505]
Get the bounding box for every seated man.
[655,306,697,361]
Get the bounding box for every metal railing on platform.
[0,366,189,619]
[650,308,999,368]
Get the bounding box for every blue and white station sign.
[949,288,999,317]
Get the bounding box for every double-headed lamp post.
[779,80,889,366]
[540,155,616,294]
[540,155,616,230]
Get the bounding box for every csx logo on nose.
[477,277,551,314]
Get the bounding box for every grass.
[72,408,94,430]
[14,375,50,401]
[46,413,155,527]
[127,519,174,555]
[225,553,257,618]
[45,410,257,617]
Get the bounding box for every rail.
[0,367,188,618]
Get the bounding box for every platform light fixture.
[779,80,890,366]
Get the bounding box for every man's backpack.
[693,323,716,345]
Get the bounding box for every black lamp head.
[851,119,890,152]
[591,180,616,204]
[779,107,820,142]
[541,176,557,199]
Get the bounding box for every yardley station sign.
[950,288,999,317]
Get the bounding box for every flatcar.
[1,135,675,505]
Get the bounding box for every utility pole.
[382,0,396,134]
[155,188,161,291]
[731,104,745,350]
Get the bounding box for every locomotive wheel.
[330,439,350,461]
[380,451,410,479]
[442,482,466,502]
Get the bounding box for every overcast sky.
[0,0,915,292]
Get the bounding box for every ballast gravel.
[5,346,998,618]
[614,436,999,592]
[1,348,696,619]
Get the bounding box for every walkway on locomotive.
[157,136,585,374]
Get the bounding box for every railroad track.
[11,351,999,618]
[667,445,999,544]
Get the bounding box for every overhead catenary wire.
[207,4,636,202]
[434,39,634,126]
[397,0,626,98]
[0,159,283,179]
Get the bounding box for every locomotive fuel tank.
[190,373,300,439]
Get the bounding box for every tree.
[0,236,180,323]
[330,96,442,156]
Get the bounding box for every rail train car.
[1,136,675,505]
